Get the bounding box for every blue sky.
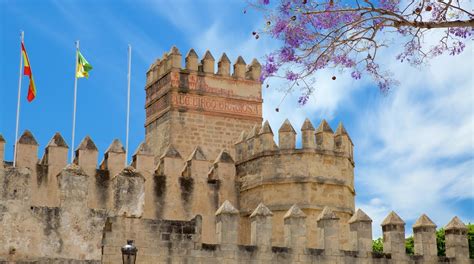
[0,0,472,237]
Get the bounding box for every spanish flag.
[76,51,92,78]
[21,42,36,102]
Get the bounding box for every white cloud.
[355,38,474,237]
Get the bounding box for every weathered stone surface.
[247,124,260,139]
[18,130,38,145]
[215,200,239,216]
[316,119,334,133]
[170,45,181,55]
[348,209,372,223]
[187,146,207,161]
[47,133,68,148]
[445,216,467,231]
[413,214,437,228]
[381,211,405,226]
[0,165,107,262]
[105,138,125,153]
[259,120,273,135]
[235,56,246,65]
[317,206,338,221]
[112,166,145,217]
[301,118,315,131]
[133,141,153,156]
[218,52,230,64]
[279,119,296,134]
[160,143,181,159]
[249,203,273,218]
[283,204,306,219]
[214,150,234,164]
[76,135,98,151]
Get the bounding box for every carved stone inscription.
[172,72,237,98]
[171,93,260,117]
[146,92,261,121]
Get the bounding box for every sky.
[0,0,472,238]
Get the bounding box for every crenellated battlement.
[101,200,471,263]
[235,118,353,164]
[0,131,156,210]
[0,131,156,179]
[145,46,261,88]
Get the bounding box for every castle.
[0,47,470,264]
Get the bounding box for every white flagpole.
[71,41,79,162]
[125,44,132,166]
[13,31,24,167]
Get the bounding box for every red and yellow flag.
[21,42,36,102]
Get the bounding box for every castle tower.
[236,118,355,248]
[144,47,263,162]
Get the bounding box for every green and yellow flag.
[76,51,92,78]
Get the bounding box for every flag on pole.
[76,51,92,78]
[21,42,36,102]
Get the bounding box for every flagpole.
[125,44,131,166]
[71,41,79,162]
[13,31,24,167]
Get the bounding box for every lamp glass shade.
[121,240,138,264]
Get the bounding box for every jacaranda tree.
[248,0,473,105]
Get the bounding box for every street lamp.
[121,240,138,264]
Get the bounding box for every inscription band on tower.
[145,71,263,126]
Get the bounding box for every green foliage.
[405,236,414,255]
[372,224,474,258]
[436,228,446,256]
[468,223,474,259]
[373,237,383,253]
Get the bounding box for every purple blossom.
[332,55,355,68]
[283,25,308,48]
[449,27,473,39]
[379,0,400,12]
[396,40,422,63]
[279,1,291,15]
[298,94,309,106]
[272,19,289,36]
[285,71,299,81]
[377,80,390,94]
[449,41,466,55]
[251,0,469,100]
[366,62,379,75]
[429,43,447,57]
[430,3,445,21]
[279,47,295,62]
[351,71,361,80]
[260,55,279,82]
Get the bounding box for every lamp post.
[121,240,138,264]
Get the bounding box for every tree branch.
[393,19,474,29]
